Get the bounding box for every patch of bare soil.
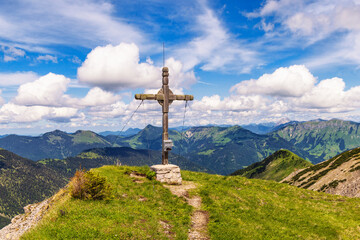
[159,219,176,239]
[130,172,146,183]
[164,181,210,240]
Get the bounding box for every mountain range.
[1,119,360,175]
[98,128,141,137]
[111,125,312,175]
[0,130,111,160]
[271,119,360,163]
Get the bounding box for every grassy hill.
[22,166,192,239]
[39,147,212,178]
[283,147,360,197]
[271,119,360,163]
[0,130,112,160]
[230,149,313,181]
[0,149,67,219]
[21,166,360,239]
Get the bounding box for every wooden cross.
[135,67,194,165]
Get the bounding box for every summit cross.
[135,67,194,165]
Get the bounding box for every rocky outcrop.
[282,147,360,197]
[0,199,51,240]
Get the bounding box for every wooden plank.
[135,93,194,101]
[169,95,194,101]
[135,94,156,100]
[163,86,169,112]
[155,94,164,101]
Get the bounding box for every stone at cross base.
[150,164,182,185]
[134,67,194,185]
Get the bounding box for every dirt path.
[164,181,210,240]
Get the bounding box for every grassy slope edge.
[22,166,192,240]
[23,166,360,240]
[231,149,313,182]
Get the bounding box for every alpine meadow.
[1,0,360,239]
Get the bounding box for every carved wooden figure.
[135,67,194,165]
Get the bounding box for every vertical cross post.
[135,66,193,165]
[162,67,169,165]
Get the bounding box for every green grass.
[22,166,192,240]
[182,171,360,240]
[22,166,360,240]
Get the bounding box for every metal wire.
[177,100,188,157]
[112,100,144,147]
[141,101,152,162]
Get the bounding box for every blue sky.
[0,0,360,135]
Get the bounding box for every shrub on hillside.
[146,170,156,180]
[70,169,112,200]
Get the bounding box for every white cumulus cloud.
[14,73,70,106]
[165,58,197,90]
[192,94,269,112]
[78,42,197,91]
[0,103,78,123]
[294,77,345,109]
[231,65,316,97]
[76,87,121,107]
[78,43,160,90]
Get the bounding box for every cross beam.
[135,67,194,165]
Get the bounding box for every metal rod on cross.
[135,67,194,165]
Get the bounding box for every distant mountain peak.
[42,129,68,137]
[276,117,291,126]
[73,130,96,135]
[144,124,158,129]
